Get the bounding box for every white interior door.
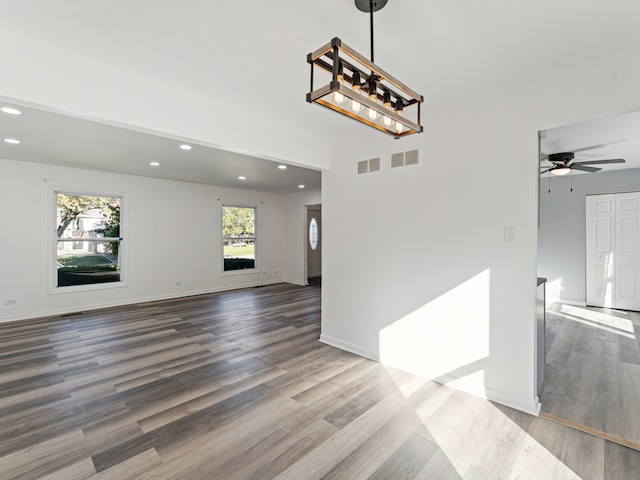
[586,192,640,311]
[307,206,321,279]
[586,194,615,308]
[614,193,640,310]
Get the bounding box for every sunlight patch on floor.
[556,304,635,338]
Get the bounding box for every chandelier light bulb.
[367,107,380,120]
[395,98,404,115]
[382,90,392,109]
[366,81,380,120]
[395,122,404,134]
[350,75,363,113]
[333,73,346,104]
[382,115,393,127]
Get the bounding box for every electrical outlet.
[3,298,17,306]
[174,281,182,286]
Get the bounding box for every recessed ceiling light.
[298,184,305,189]
[149,161,160,166]
[278,165,287,170]
[1,107,21,115]
[180,144,192,150]
[238,176,247,180]
[4,138,20,144]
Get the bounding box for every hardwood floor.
[541,302,640,449]
[1,283,640,479]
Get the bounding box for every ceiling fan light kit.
[306,0,423,138]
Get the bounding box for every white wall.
[321,46,640,415]
[284,189,322,285]
[538,167,640,304]
[0,158,311,323]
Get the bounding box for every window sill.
[220,269,260,277]
[49,280,128,295]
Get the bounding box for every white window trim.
[220,202,260,277]
[48,186,129,294]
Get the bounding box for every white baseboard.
[548,299,586,307]
[0,279,294,324]
[319,334,379,361]
[434,373,541,416]
[320,335,541,417]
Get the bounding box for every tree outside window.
[222,206,256,271]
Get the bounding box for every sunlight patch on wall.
[546,277,564,302]
[379,269,491,395]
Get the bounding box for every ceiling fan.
[540,151,626,176]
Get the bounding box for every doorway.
[305,204,322,286]
[537,110,640,449]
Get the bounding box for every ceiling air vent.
[368,157,380,172]
[357,160,369,174]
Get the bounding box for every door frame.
[304,204,322,284]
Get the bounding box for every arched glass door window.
[309,217,318,250]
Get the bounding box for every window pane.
[222,206,256,271]
[56,193,122,287]
[56,193,120,239]
[57,241,120,287]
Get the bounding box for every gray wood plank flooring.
[1,284,640,479]
[541,302,640,448]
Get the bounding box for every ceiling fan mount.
[548,152,575,165]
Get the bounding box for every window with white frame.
[54,191,123,288]
[222,205,256,272]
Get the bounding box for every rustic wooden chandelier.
[306,0,423,138]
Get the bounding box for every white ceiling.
[0,103,321,194]
[541,110,640,174]
[1,0,640,186]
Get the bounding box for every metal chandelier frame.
[306,1,423,138]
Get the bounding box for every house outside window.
[54,191,123,289]
[222,205,256,272]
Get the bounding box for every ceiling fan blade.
[540,168,554,174]
[571,158,625,166]
[571,165,601,173]
[541,145,607,158]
